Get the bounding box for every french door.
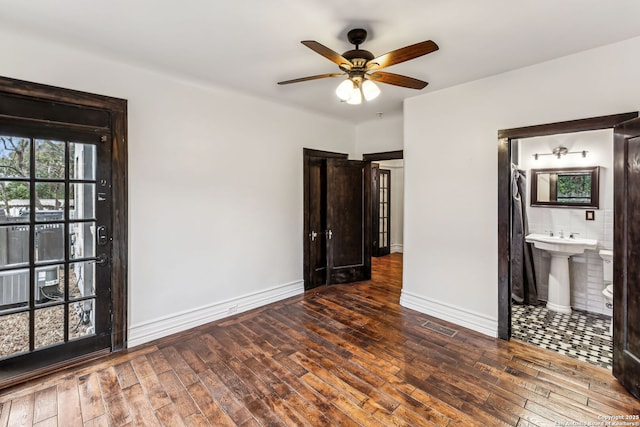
[0,77,127,386]
[372,167,391,257]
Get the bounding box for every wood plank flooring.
[1,253,638,426]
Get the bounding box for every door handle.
[309,231,318,241]
[96,253,108,266]
[326,229,333,240]
[97,226,108,246]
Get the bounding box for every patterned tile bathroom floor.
[511,304,613,370]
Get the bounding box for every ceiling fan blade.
[301,41,353,70]
[367,72,428,89]
[366,40,439,71]
[277,73,344,85]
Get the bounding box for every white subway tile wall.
[528,208,612,316]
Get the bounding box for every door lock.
[97,226,109,246]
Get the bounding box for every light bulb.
[336,79,354,101]
[362,80,380,101]
[347,86,362,105]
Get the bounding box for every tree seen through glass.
[556,173,591,202]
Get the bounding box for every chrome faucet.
[558,229,564,238]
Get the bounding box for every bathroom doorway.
[498,112,640,398]
[510,129,614,369]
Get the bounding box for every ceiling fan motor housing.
[341,28,375,70]
[347,28,368,46]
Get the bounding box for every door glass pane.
[70,183,95,220]
[0,136,30,179]
[0,269,29,312]
[69,143,96,181]
[35,140,65,179]
[69,261,95,299]
[34,305,64,349]
[0,182,29,222]
[0,225,29,267]
[70,222,95,259]
[0,311,29,357]
[70,298,95,340]
[35,264,64,305]
[35,183,65,217]
[35,223,64,263]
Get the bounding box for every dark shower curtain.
[511,164,538,305]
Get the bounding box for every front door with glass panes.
[0,130,112,378]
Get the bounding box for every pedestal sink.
[525,233,597,314]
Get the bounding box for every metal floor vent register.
[422,320,458,338]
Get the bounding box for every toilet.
[599,249,614,335]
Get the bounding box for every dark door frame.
[0,76,128,387]
[362,150,403,162]
[497,112,638,340]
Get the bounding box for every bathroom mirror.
[530,166,599,208]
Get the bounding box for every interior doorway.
[303,149,371,290]
[363,150,404,286]
[497,112,640,399]
[302,149,404,292]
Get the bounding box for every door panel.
[613,117,640,400]
[307,158,327,287]
[326,159,371,284]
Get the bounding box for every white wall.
[355,113,403,156]
[518,129,613,315]
[0,26,356,346]
[402,36,640,336]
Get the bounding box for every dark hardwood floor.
[1,253,638,426]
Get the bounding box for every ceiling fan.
[277,28,439,105]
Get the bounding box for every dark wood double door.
[304,150,371,289]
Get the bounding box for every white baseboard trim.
[391,244,404,253]
[128,280,304,348]
[400,290,498,337]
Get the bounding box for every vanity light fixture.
[533,145,588,160]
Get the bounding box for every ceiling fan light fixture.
[362,79,380,101]
[336,79,354,101]
[346,83,362,105]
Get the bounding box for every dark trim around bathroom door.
[497,112,638,340]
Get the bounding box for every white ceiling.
[2,0,640,124]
